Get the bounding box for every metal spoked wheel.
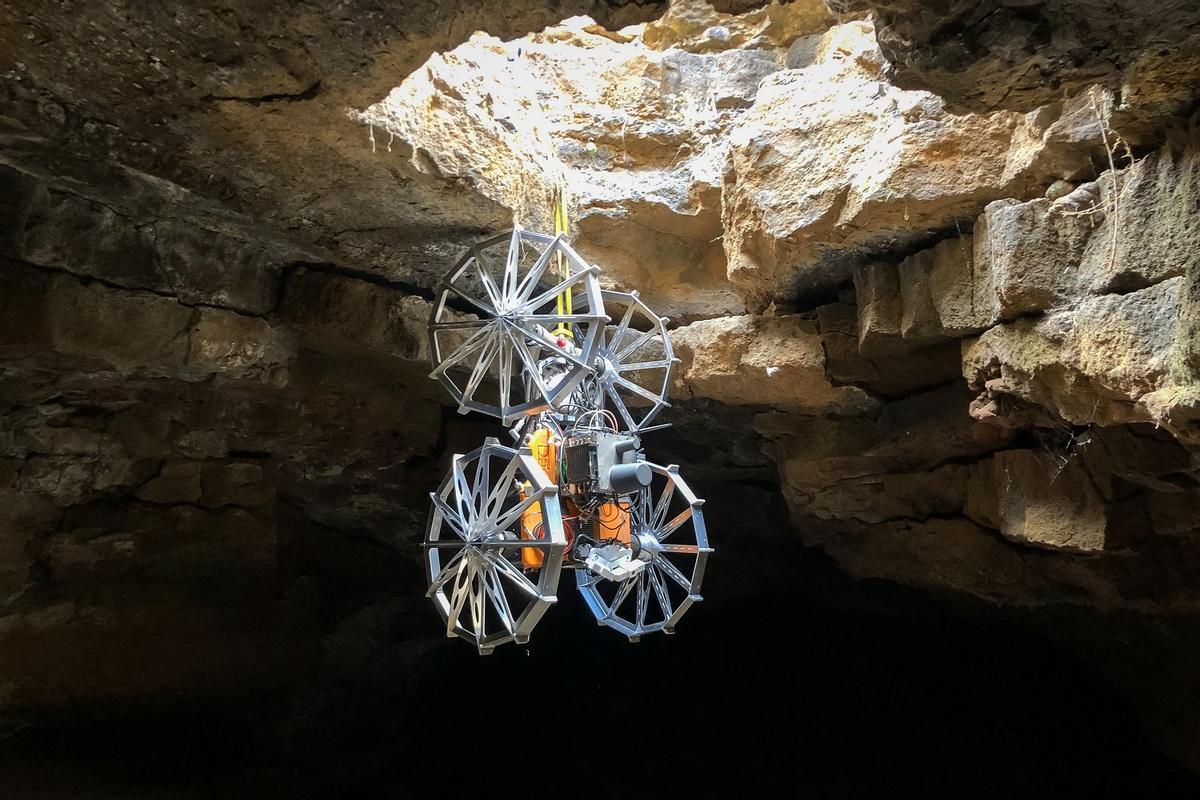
[576,462,711,640]
[427,229,608,424]
[591,290,676,432]
[425,437,567,654]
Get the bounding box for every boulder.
[670,314,875,413]
[966,450,1109,553]
[975,197,1094,318]
[897,235,995,337]
[640,0,833,52]
[963,277,1197,433]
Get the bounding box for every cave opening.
[2,0,1200,796]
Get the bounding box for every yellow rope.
[552,184,574,340]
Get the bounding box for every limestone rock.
[1044,180,1075,201]
[0,1,664,296]
[278,268,436,363]
[0,143,317,316]
[641,0,834,52]
[187,311,296,386]
[866,385,1014,466]
[1076,136,1200,295]
[975,197,1095,319]
[897,235,994,338]
[963,277,1198,435]
[820,516,1124,607]
[854,262,904,347]
[762,384,1011,530]
[967,450,1109,553]
[136,461,203,505]
[358,12,774,319]
[670,314,875,412]
[720,19,1104,304]
[849,0,1200,134]
[804,463,967,524]
[200,461,274,509]
[0,261,297,384]
[817,298,963,397]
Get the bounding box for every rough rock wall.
[0,117,452,707]
[0,0,665,290]
[836,0,1200,139]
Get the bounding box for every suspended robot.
[423,220,712,654]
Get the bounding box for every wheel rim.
[427,229,608,424]
[592,290,676,432]
[425,437,566,654]
[576,462,711,640]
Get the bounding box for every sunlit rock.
[963,277,1197,434]
[720,19,1104,305]
[670,314,876,412]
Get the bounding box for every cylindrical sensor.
[608,462,652,495]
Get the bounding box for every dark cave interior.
[0,479,1197,799]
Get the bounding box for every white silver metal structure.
[428,229,607,424]
[576,462,711,639]
[590,290,677,433]
[425,437,566,655]
[424,229,711,654]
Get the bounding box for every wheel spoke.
[430,323,494,378]
[470,567,487,642]
[514,322,590,371]
[605,383,638,431]
[451,457,474,523]
[461,331,499,404]
[429,548,468,594]
[430,492,468,540]
[503,230,521,300]
[617,359,673,372]
[521,269,591,314]
[446,556,475,635]
[485,551,542,599]
[607,302,636,356]
[613,374,663,405]
[473,255,504,312]
[498,335,513,411]
[648,566,673,621]
[520,314,603,325]
[471,450,490,518]
[485,567,515,635]
[635,572,649,627]
[492,491,540,533]
[608,574,638,616]
[505,325,554,401]
[659,543,704,554]
[651,479,674,532]
[658,506,693,541]
[514,243,555,304]
[430,319,489,332]
[425,538,559,549]
[616,328,657,362]
[484,453,521,521]
[653,554,691,591]
[446,281,497,317]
